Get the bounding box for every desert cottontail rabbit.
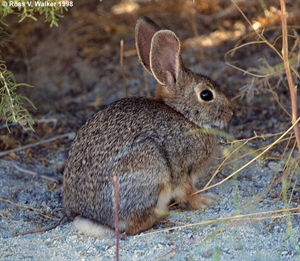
[63,16,234,236]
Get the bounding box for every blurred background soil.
[0,0,299,193]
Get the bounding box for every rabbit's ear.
[135,16,160,74]
[150,30,181,88]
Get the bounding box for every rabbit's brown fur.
[63,16,234,236]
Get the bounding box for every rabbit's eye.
[200,90,213,101]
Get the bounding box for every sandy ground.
[1,155,299,260]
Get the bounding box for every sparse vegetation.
[225,0,300,153]
[0,0,68,131]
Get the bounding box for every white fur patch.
[73,216,114,237]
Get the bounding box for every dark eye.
[200,90,213,101]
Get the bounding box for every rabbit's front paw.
[185,192,219,211]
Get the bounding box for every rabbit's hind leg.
[124,210,162,235]
[124,184,171,235]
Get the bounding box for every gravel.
[0,151,299,261]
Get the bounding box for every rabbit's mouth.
[213,121,228,130]
[203,119,229,130]
[210,106,234,130]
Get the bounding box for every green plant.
[0,0,69,131]
[0,63,35,130]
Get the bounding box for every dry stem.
[120,39,128,98]
[0,132,74,158]
[279,0,300,154]
[18,214,65,236]
[3,161,59,183]
[138,207,300,237]
[113,176,119,261]
[195,117,300,194]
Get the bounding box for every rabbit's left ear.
[150,30,181,88]
[135,16,160,73]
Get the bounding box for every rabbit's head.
[136,16,234,130]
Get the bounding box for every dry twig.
[17,214,66,236]
[0,160,59,182]
[0,132,74,158]
[120,39,128,98]
[195,117,300,194]
[0,197,60,221]
[279,0,300,153]
[113,176,119,261]
[138,207,300,237]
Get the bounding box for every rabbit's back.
[66,97,216,175]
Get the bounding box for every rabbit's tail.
[73,216,114,237]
